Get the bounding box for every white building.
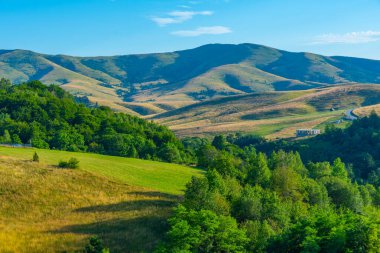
[296,129,321,137]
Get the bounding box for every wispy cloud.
[152,11,213,26]
[171,26,232,37]
[313,31,380,44]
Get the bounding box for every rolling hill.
[0,146,202,252]
[2,44,380,115]
[152,84,380,138]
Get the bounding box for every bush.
[84,236,109,253]
[32,152,39,162]
[58,157,79,169]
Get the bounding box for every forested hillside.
[155,120,380,252]
[0,78,187,163]
[3,77,380,252]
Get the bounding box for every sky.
[1,0,380,59]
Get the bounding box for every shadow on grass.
[54,216,169,253]
[51,192,180,252]
[75,199,175,213]
[127,191,181,200]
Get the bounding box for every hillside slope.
[2,44,380,114]
[0,146,202,252]
[152,84,380,138]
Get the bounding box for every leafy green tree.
[246,152,271,188]
[158,143,181,163]
[272,164,303,201]
[307,161,332,179]
[184,171,231,215]
[323,177,363,212]
[332,158,348,180]
[244,220,275,253]
[11,134,22,144]
[197,144,219,168]
[303,178,329,207]
[212,135,228,150]
[156,205,248,253]
[0,130,11,144]
[269,210,380,253]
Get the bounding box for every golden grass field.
[151,84,380,138]
[0,147,202,253]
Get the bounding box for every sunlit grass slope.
[0,147,203,252]
[0,147,202,195]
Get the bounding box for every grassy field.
[153,84,380,138]
[0,147,203,252]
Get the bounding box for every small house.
[296,129,321,137]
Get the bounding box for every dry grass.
[152,84,380,138]
[353,104,380,117]
[0,157,178,253]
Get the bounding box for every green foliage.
[212,135,228,150]
[246,152,271,188]
[269,210,380,253]
[256,113,380,183]
[156,205,248,253]
[0,81,186,163]
[332,158,348,179]
[160,138,380,252]
[84,236,110,253]
[58,157,79,169]
[32,152,39,162]
[0,130,11,144]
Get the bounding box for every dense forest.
[157,133,380,252]
[245,114,380,185]
[0,78,187,163]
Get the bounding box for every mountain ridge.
[2,43,380,115]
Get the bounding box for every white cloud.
[171,26,232,37]
[313,31,380,44]
[152,10,213,26]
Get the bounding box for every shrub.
[84,236,109,253]
[32,152,39,162]
[58,157,79,169]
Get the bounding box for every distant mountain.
[2,44,380,114]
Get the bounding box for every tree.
[246,152,271,188]
[158,143,181,163]
[307,161,332,179]
[12,134,22,144]
[269,210,380,253]
[212,135,227,150]
[197,144,219,168]
[244,220,275,253]
[332,158,348,180]
[156,205,248,253]
[0,130,11,144]
[323,177,363,212]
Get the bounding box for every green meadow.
[0,146,203,252]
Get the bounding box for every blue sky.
[1,0,380,59]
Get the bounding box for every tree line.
[0,78,188,163]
